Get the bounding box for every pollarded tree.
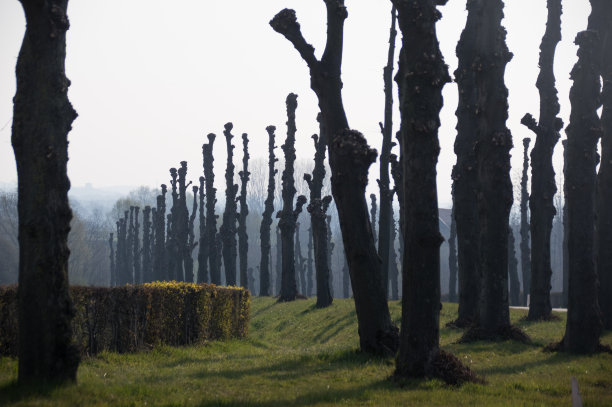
[277,93,307,302]
[556,30,604,353]
[203,134,221,285]
[153,185,167,282]
[184,185,199,283]
[167,168,180,281]
[197,177,208,283]
[378,5,398,300]
[126,206,135,283]
[521,0,564,319]
[238,133,250,288]
[260,126,278,296]
[304,114,333,307]
[271,2,399,355]
[520,138,532,306]
[12,0,80,383]
[142,206,152,283]
[221,123,239,286]
[393,0,475,384]
[177,162,192,282]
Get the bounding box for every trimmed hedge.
[0,282,250,357]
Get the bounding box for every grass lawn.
[1,297,611,406]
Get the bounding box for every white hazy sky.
[0,0,591,208]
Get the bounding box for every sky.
[0,0,592,208]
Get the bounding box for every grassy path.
[1,297,611,406]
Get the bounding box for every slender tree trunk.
[133,206,141,284]
[278,93,307,302]
[167,169,180,281]
[12,0,80,383]
[389,202,399,301]
[221,124,238,286]
[126,206,135,283]
[559,30,603,353]
[369,194,378,248]
[154,185,167,282]
[594,0,612,331]
[295,222,306,294]
[508,226,521,306]
[522,0,563,320]
[238,133,250,288]
[393,0,468,382]
[142,206,152,283]
[184,186,198,283]
[197,177,208,283]
[326,215,335,298]
[260,126,277,296]
[275,223,282,296]
[109,233,115,286]
[520,138,532,306]
[177,162,192,282]
[378,5,397,301]
[203,134,221,285]
[448,189,458,303]
[307,227,314,296]
[271,4,399,354]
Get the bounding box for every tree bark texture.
[562,140,569,307]
[561,30,603,353]
[305,115,333,307]
[238,133,250,288]
[326,215,335,298]
[522,0,563,320]
[12,0,80,383]
[448,189,458,303]
[271,2,399,356]
[275,223,282,296]
[593,0,612,330]
[197,177,208,283]
[389,201,399,301]
[167,169,180,281]
[185,186,198,283]
[295,222,306,294]
[392,0,451,379]
[153,185,167,282]
[203,134,221,285]
[369,194,378,247]
[278,93,307,301]
[142,206,152,283]
[520,138,532,307]
[178,162,192,282]
[260,126,277,296]
[452,0,482,328]
[378,5,397,300]
[307,227,314,297]
[221,124,238,286]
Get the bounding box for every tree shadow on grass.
[0,380,60,405]
[477,350,576,376]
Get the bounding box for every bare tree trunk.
[12,0,80,383]
[271,2,399,355]
[260,126,277,296]
[522,0,563,319]
[142,206,152,283]
[133,206,141,284]
[559,30,603,353]
[153,185,167,282]
[184,186,198,283]
[203,134,221,285]
[562,140,569,307]
[519,138,531,307]
[197,177,208,283]
[378,5,397,300]
[307,227,314,296]
[109,233,115,286]
[508,226,521,306]
[221,124,238,286]
[126,206,135,283]
[177,162,192,282]
[238,133,250,288]
[448,189,458,303]
[389,201,399,301]
[295,222,306,294]
[278,93,307,302]
[275,223,282,296]
[370,194,378,248]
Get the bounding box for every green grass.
[1,298,611,406]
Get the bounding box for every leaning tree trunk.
[594,0,612,331]
[221,123,239,286]
[378,5,397,300]
[448,190,458,303]
[305,114,333,307]
[271,3,399,355]
[260,126,277,296]
[452,0,482,328]
[559,30,604,353]
[197,176,208,283]
[393,0,472,383]
[520,138,532,307]
[142,206,152,283]
[521,0,563,319]
[133,206,141,284]
[12,0,80,383]
[508,226,521,306]
[277,93,307,302]
[462,0,525,342]
[203,134,221,285]
[153,185,167,282]
[238,133,250,288]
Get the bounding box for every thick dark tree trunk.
[522,0,563,320]
[278,93,307,302]
[378,5,397,301]
[197,177,208,283]
[12,0,80,383]
[221,123,238,286]
[203,134,221,285]
[305,115,333,307]
[142,206,152,283]
[559,30,604,353]
[393,0,473,384]
[133,206,141,284]
[153,185,167,282]
[109,233,115,286]
[271,3,399,355]
[448,190,458,303]
[519,138,532,307]
[451,0,482,328]
[508,226,521,306]
[260,126,277,296]
[594,0,612,331]
[238,133,250,288]
[342,251,350,298]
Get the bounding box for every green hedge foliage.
[0,282,250,357]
